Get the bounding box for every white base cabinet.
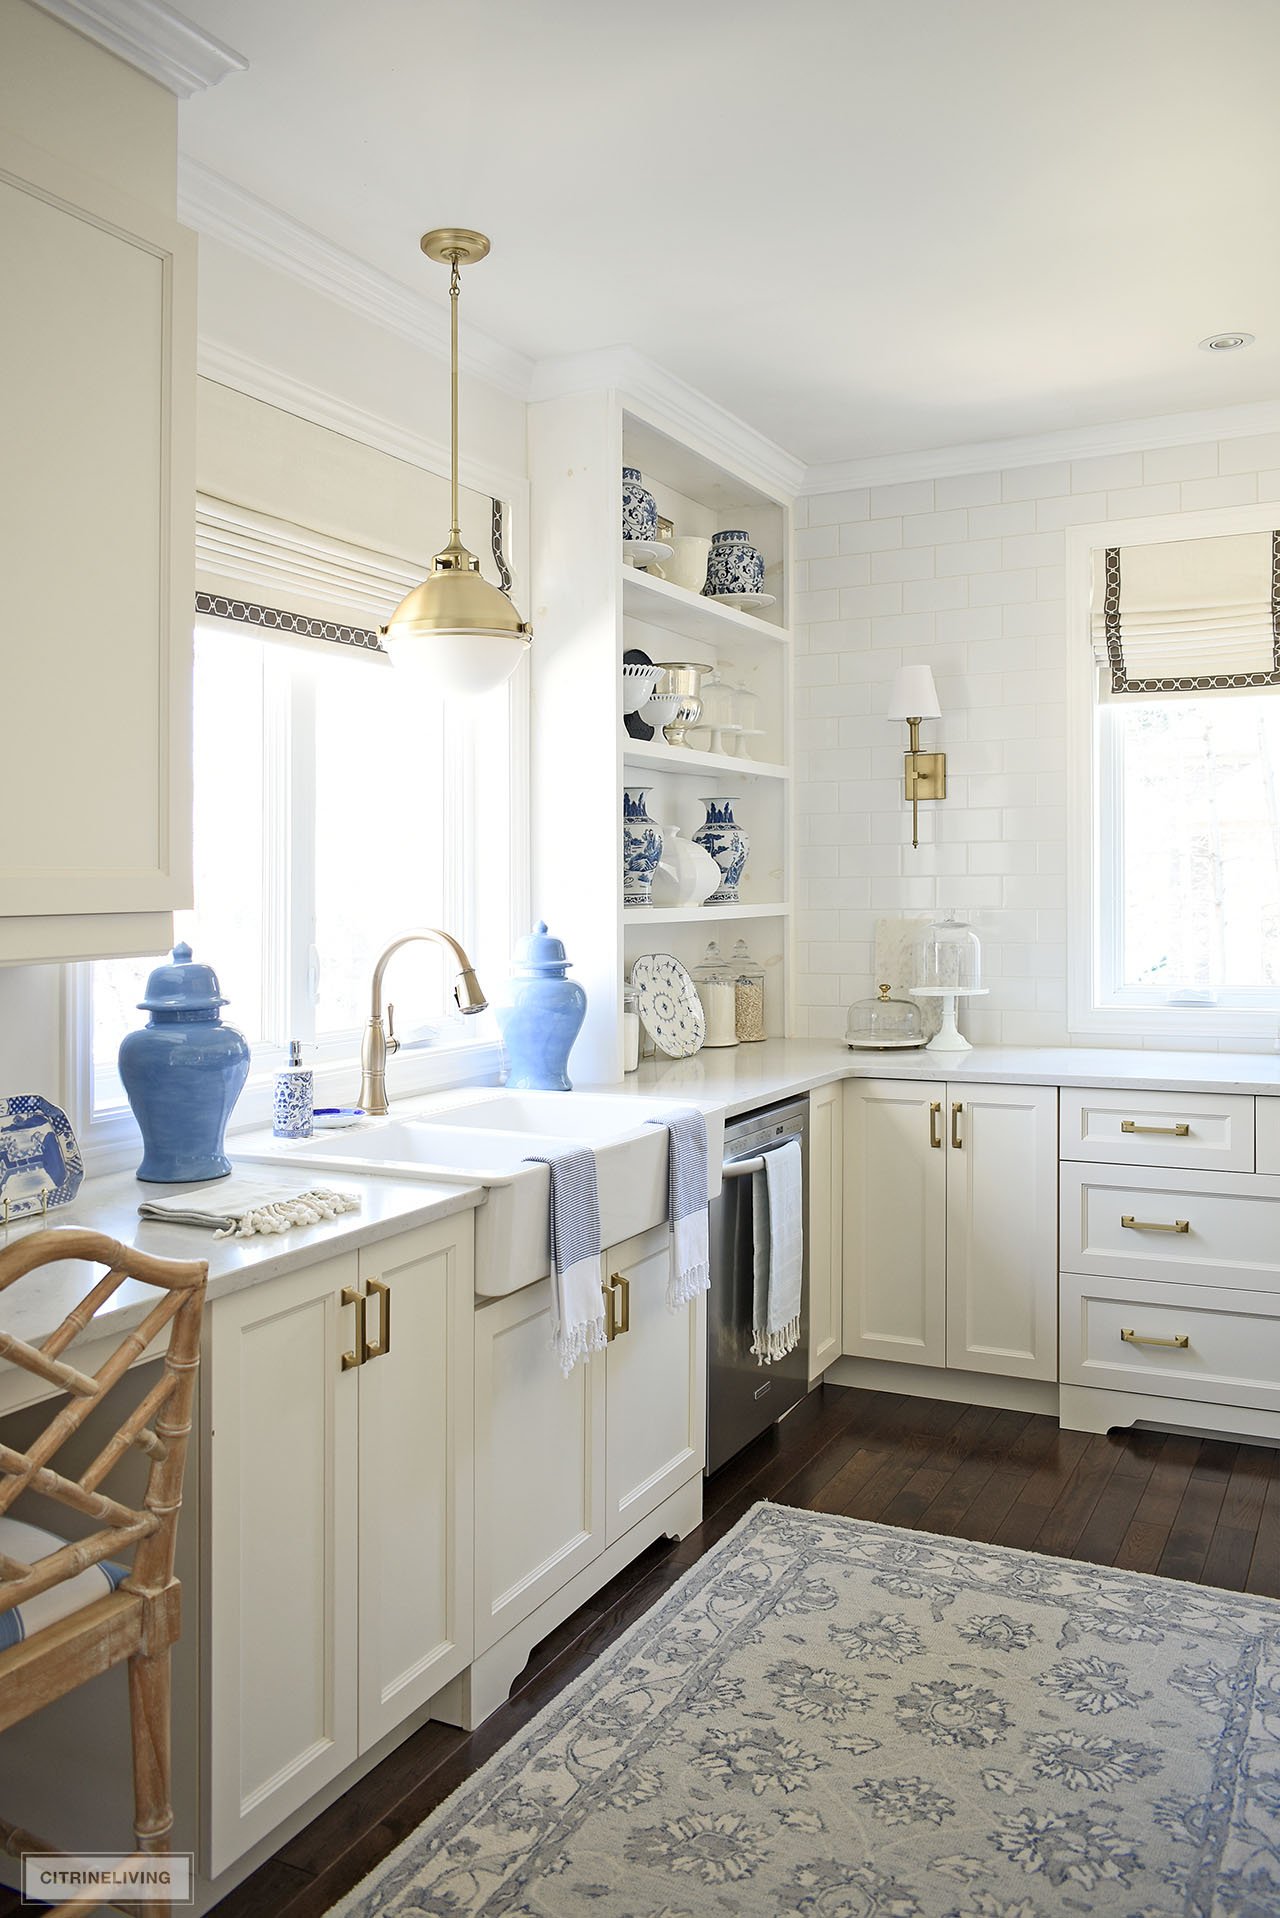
[844,1079,1058,1383]
[807,1080,844,1382]
[203,1218,473,1877]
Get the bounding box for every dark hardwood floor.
[8,1383,1280,1916]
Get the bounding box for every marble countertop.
[0,1165,483,1366]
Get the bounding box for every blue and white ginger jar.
[704,528,764,597]
[622,467,658,543]
[118,943,251,1182]
[494,921,588,1092]
[622,787,663,907]
[692,796,750,904]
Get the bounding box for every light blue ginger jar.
[118,944,251,1182]
[704,528,764,597]
[693,795,750,904]
[621,467,658,543]
[495,922,587,1092]
[622,787,663,907]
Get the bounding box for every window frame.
[67,488,531,1175]
[1067,501,1280,1043]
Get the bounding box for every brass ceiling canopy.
[381,226,531,696]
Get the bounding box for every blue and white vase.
[693,796,750,904]
[118,944,251,1182]
[622,467,658,543]
[704,529,764,597]
[494,921,588,1092]
[622,787,663,907]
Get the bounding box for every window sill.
[1068,1003,1280,1046]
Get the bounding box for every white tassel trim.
[751,1315,801,1365]
[215,1189,361,1238]
[668,1261,710,1312]
[552,1312,608,1378]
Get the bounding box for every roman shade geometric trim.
[194,591,387,657]
[1092,530,1280,694]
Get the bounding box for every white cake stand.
[912,985,988,1053]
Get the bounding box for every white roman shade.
[1091,530,1280,694]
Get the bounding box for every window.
[1069,507,1280,1039]
[84,618,523,1142]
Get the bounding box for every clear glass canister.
[915,912,982,991]
[693,940,739,1048]
[845,983,925,1048]
[730,938,766,1041]
[622,986,640,1073]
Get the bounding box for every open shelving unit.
[529,384,796,1080]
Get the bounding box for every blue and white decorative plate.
[0,1095,84,1221]
[630,953,705,1060]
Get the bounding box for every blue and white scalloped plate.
[631,953,705,1060]
[0,1095,84,1221]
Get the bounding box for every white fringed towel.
[138,1179,360,1238]
[524,1147,606,1375]
[645,1108,710,1309]
[751,1138,803,1364]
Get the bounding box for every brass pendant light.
[381,228,532,694]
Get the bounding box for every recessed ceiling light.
[1199,332,1255,352]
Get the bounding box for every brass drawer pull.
[1120,1120,1190,1137]
[610,1271,631,1336]
[1121,1214,1190,1234]
[340,1286,367,1371]
[602,1282,615,1342]
[1121,1327,1190,1349]
[364,1277,391,1360]
[951,1101,963,1149]
[929,1102,942,1149]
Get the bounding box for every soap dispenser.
[273,1039,314,1140]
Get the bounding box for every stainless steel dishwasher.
[706,1095,809,1474]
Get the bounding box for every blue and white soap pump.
[494,921,587,1092]
[273,1040,314,1139]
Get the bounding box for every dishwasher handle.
[722,1138,801,1177]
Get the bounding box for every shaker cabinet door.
[807,1080,844,1382]
[844,1080,947,1367]
[604,1225,705,1546]
[945,1082,1058,1381]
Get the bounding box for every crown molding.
[28,0,246,96]
[531,346,806,502]
[179,158,533,402]
[800,398,1280,495]
[196,337,528,507]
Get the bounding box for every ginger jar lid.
[137,942,229,1013]
[512,920,572,975]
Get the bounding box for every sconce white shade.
[887,664,942,720]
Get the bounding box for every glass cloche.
[846,983,926,1050]
[915,913,982,991]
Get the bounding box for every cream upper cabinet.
[807,1080,844,1382]
[844,1079,1058,1382]
[0,129,194,962]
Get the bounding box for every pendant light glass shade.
[381,227,531,694]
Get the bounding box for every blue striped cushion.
[0,1517,127,1653]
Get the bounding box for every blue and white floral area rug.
[331,1503,1280,1917]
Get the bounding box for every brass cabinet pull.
[610,1271,631,1336]
[340,1286,367,1371]
[1120,1120,1190,1137]
[1121,1327,1190,1349]
[602,1282,615,1342]
[951,1102,963,1149]
[364,1278,391,1360]
[1121,1214,1190,1234]
[929,1102,942,1149]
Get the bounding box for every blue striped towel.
[524,1146,606,1374]
[645,1108,710,1308]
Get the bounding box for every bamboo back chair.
[0,1228,207,1917]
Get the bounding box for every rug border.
[321,1495,1280,1914]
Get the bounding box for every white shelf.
[623,902,790,926]
[622,567,789,647]
[622,738,791,782]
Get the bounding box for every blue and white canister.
[622,787,664,907]
[622,467,658,543]
[692,796,750,904]
[704,529,764,597]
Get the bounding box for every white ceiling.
[175,0,1280,467]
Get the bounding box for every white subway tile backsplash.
[936,538,1003,576]
[870,479,935,517]
[1142,441,1217,484]
[872,546,937,583]
[1002,531,1066,569]
[1036,491,1107,531]
[796,524,839,560]
[903,576,969,612]
[841,582,904,618]
[935,471,1002,508]
[1002,598,1064,638]
[966,500,1036,540]
[870,611,935,649]
[934,605,1003,645]
[1002,461,1072,501]
[808,553,873,591]
[840,517,903,553]
[969,569,1038,606]
[795,588,840,623]
[1218,432,1280,474]
[1070,451,1143,492]
[1105,482,1181,519]
[807,487,869,526]
[903,508,968,547]
[1181,473,1258,509]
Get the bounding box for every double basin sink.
[241,1089,725,1298]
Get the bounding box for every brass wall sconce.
[887,664,946,849]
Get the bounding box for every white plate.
[845,1037,929,1050]
[623,540,674,567]
[703,590,777,611]
[630,953,705,1059]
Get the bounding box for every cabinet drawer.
[1060,1163,1280,1293]
[1259,1099,1280,1177]
[1059,1087,1253,1172]
[1060,1271,1280,1413]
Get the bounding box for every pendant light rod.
[448,254,461,542]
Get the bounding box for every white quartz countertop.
[589,1038,1280,1117]
[0,1165,483,1363]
